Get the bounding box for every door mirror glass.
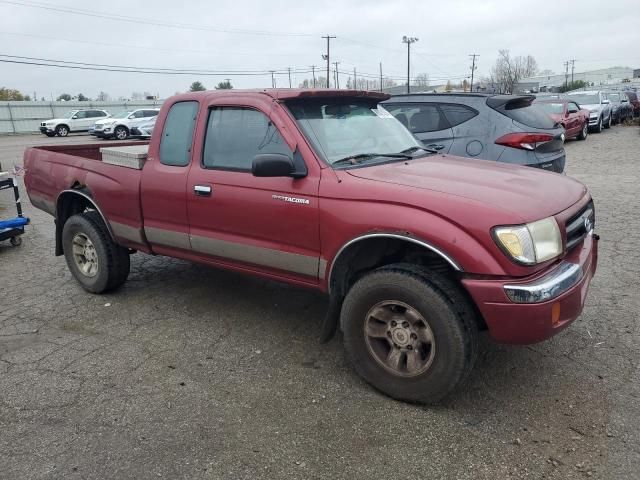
[71,115,78,119]
[252,154,295,177]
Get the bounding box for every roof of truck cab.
[169,89,390,102]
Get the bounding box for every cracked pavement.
[0,126,639,479]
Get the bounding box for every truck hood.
[346,155,587,222]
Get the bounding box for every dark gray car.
[383,93,566,173]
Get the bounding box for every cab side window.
[202,108,292,171]
[74,111,87,119]
[568,102,580,113]
[159,101,198,167]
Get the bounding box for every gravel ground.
[0,126,638,480]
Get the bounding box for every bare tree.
[490,50,539,93]
[414,73,430,88]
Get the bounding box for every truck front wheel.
[341,265,478,404]
[62,211,130,293]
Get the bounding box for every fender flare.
[327,232,463,294]
[54,189,115,255]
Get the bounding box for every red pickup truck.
[24,89,598,403]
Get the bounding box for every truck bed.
[23,141,151,251]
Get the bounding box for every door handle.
[194,185,212,197]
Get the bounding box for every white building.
[516,66,637,92]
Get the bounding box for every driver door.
[186,105,321,282]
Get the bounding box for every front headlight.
[493,217,562,265]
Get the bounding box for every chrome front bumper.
[504,261,583,304]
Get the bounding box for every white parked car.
[92,108,160,140]
[40,109,110,137]
[130,116,157,138]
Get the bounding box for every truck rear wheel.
[62,211,130,293]
[341,265,478,404]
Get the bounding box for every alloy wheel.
[364,300,436,377]
[71,233,99,277]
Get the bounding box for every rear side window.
[489,98,556,129]
[439,104,478,127]
[159,101,198,167]
[384,103,449,133]
[202,108,292,171]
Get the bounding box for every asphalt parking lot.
[1,127,639,480]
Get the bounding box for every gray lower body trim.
[190,234,318,277]
[112,221,144,244]
[145,226,191,250]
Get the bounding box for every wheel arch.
[327,233,463,296]
[55,188,114,255]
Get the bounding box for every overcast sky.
[0,0,637,99]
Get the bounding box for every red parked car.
[23,89,598,404]
[534,98,590,140]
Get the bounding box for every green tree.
[189,81,206,92]
[214,80,233,90]
[77,93,89,101]
[0,87,26,100]
[558,80,588,93]
[57,93,72,101]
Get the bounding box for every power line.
[0,0,314,37]
[0,54,312,75]
[0,30,309,58]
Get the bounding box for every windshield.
[286,99,422,167]
[110,110,133,119]
[568,93,599,105]
[63,110,79,118]
[536,102,565,114]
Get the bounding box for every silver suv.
[383,94,566,173]
[566,90,612,133]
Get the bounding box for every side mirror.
[128,115,135,119]
[252,154,297,178]
[72,115,78,119]
[602,99,610,105]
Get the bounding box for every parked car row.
[39,107,159,139]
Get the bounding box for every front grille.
[565,200,595,251]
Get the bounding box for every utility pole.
[570,59,576,85]
[333,61,340,89]
[353,67,357,89]
[564,61,569,90]
[269,70,276,88]
[321,35,336,88]
[310,65,316,88]
[469,54,479,92]
[402,36,419,94]
[379,62,383,92]
[288,67,292,88]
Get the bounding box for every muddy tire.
[62,211,130,293]
[341,264,478,404]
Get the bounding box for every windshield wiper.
[332,152,412,167]
[400,146,438,154]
